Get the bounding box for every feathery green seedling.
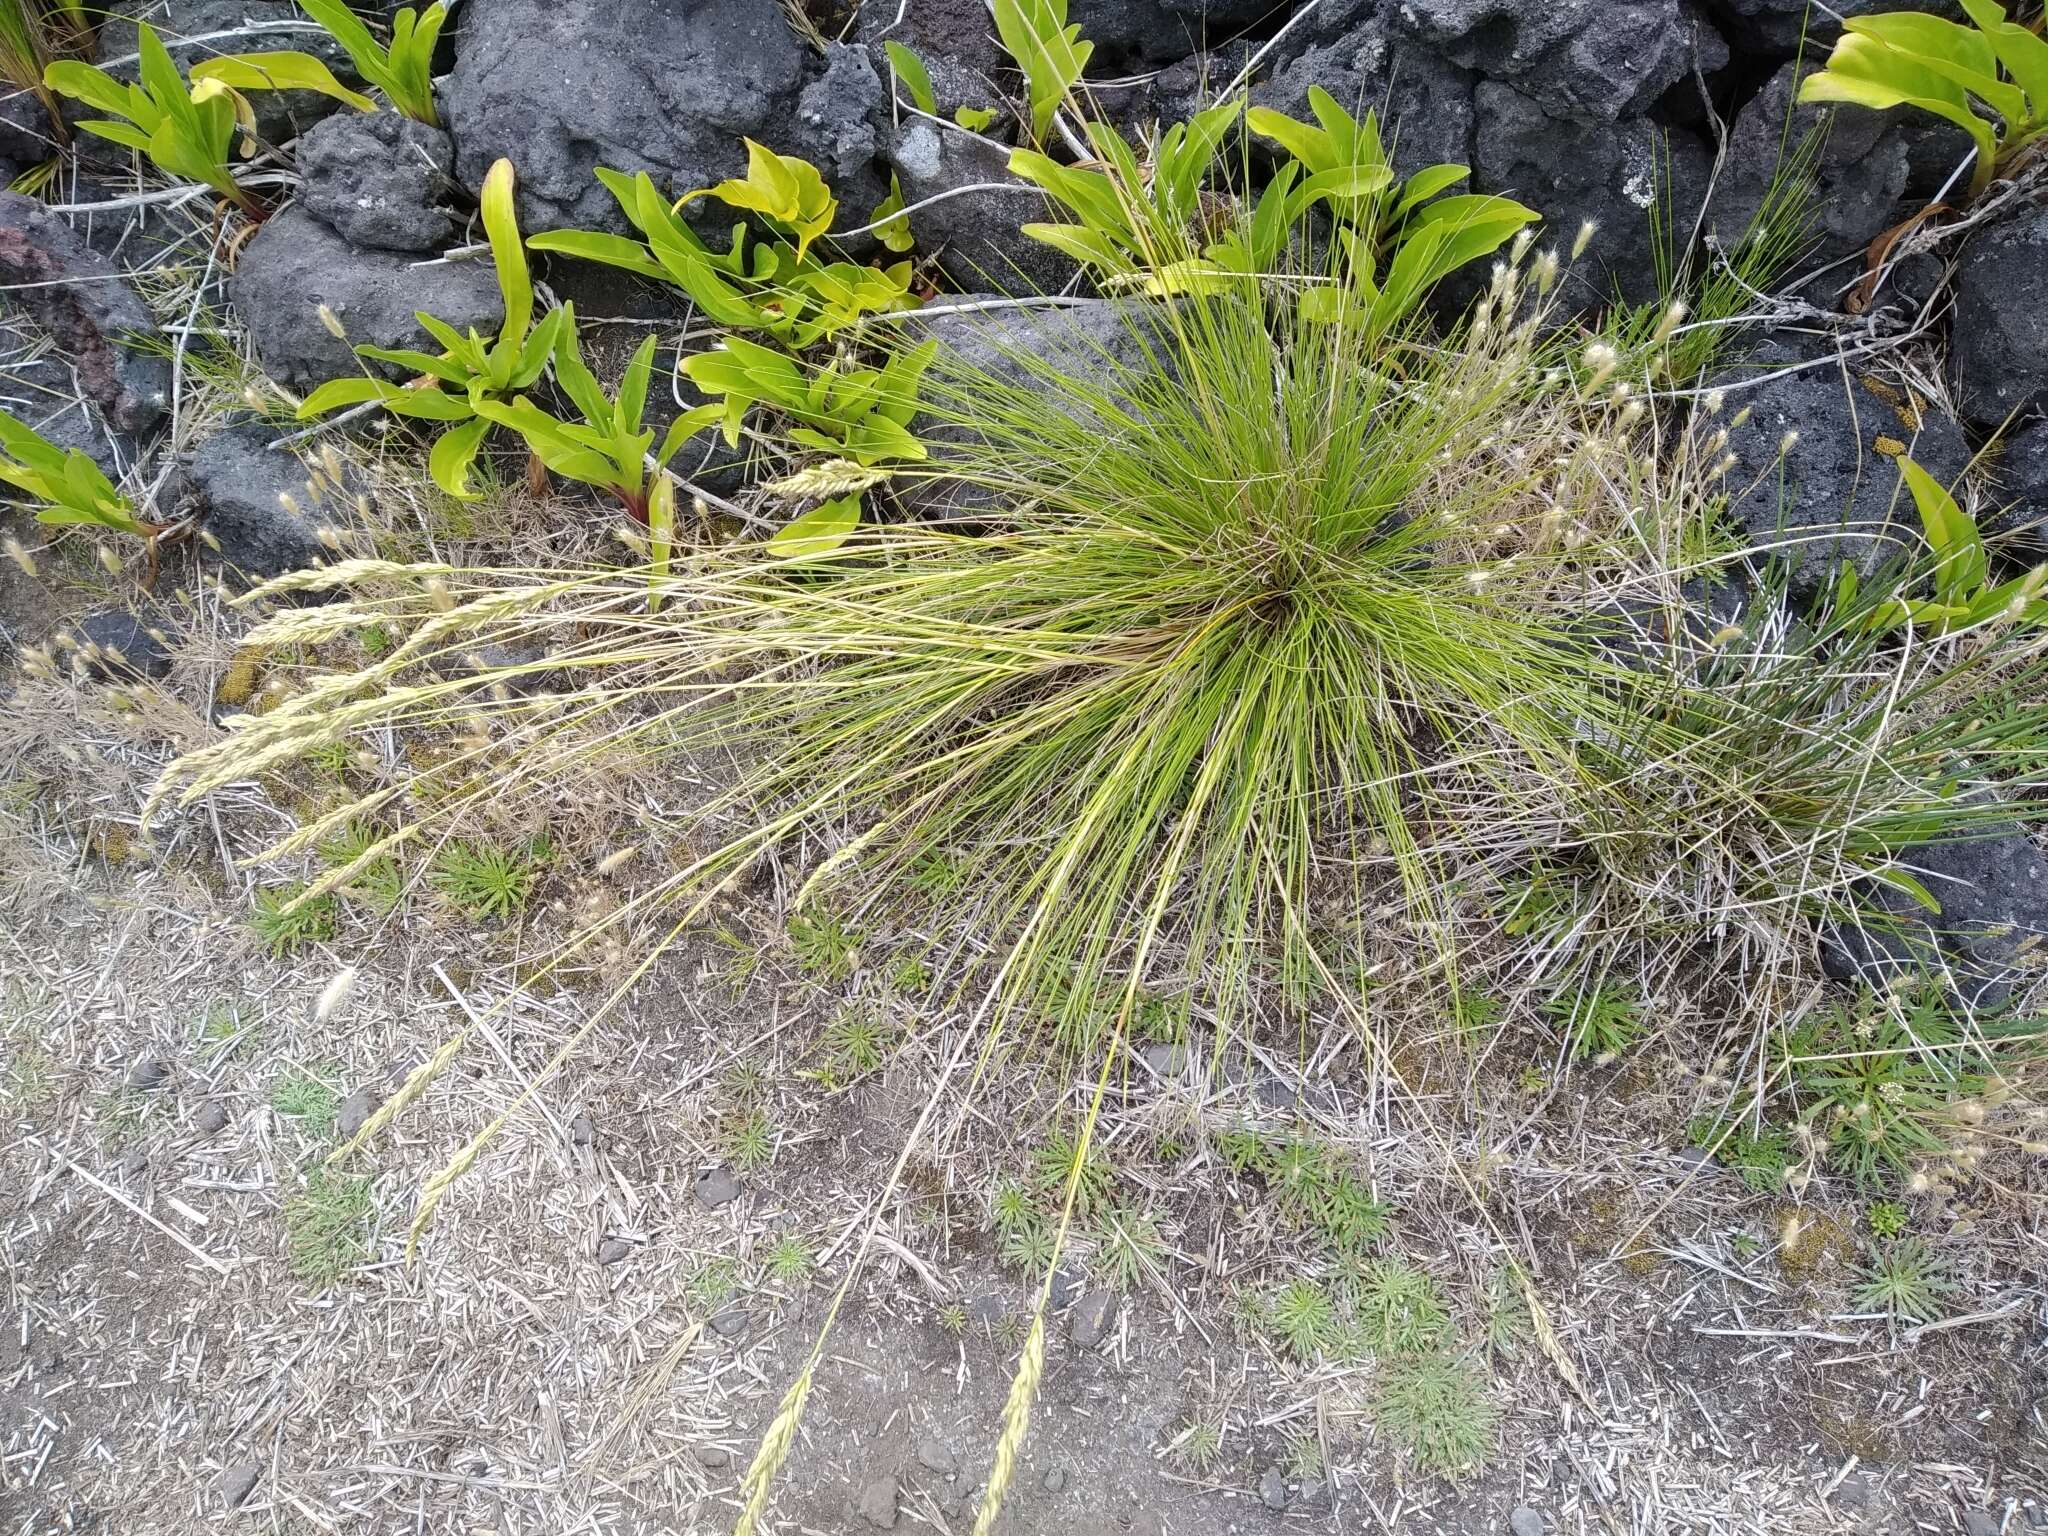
[935,1300,969,1334]
[1267,1279,1336,1363]
[283,1166,374,1287]
[819,1005,889,1082]
[1482,1268,1530,1357]
[999,1219,1056,1273]
[428,840,536,920]
[319,822,403,913]
[1347,1258,1453,1354]
[1866,1200,1911,1239]
[1032,1130,1114,1217]
[194,0,446,125]
[1852,1237,1953,1322]
[270,1067,340,1138]
[250,883,337,955]
[788,909,858,980]
[1088,1201,1165,1292]
[723,1107,776,1172]
[763,1233,814,1284]
[1799,0,2048,198]
[1283,1431,1324,1480]
[0,410,159,539]
[45,24,256,211]
[991,1180,1036,1237]
[1373,1353,1499,1479]
[687,1256,741,1311]
[297,159,563,498]
[1547,983,1644,1062]
[1175,1416,1224,1473]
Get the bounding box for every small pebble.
[1139,1041,1187,1079]
[1962,1515,2001,1536]
[126,1058,170,1092]
[193,1101,230,1135]
[915,1433,958,1474]
[336,1087,377,1140]
[219,1460,262,1510]
[1041,1466,1066,1493]
[596,1237,633,1265]
[711,1307,750,1339]
[1259,1466,1288,1510]
[1067,1289,1119,1348]
[1510,1508,1546,1536]
[569,1111,597,1147]
[692,1443,730,1468]
[1048,1266,1082,1310]
[1670,1146,1715,1175]
[856,1474,899,1529]
[693,1166,742,1209]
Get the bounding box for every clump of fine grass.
[250,882,337,955]
[283,1166,375,1288]
[1373,1352,1499,1478]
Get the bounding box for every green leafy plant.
[680,334,934,469]
[1852,457,2048,635]
[1688,1116,1792,1192]
[1175,1416,1224,1473]
[1089,1201,1165,1292]
[763,1232,814,1284]
[1373,1353,1499,1479]
[0,410,159,538]
[1798,0,2048,198]
[319,822,403,912]
[1852,1236,1953,1322]
[528,163,917,352]
[270,1066,340,1136]
[820,1005,889,1080]
[789,908,859,979]
[1000,1219,1056,1272]
[992,0,1092,144]
[429,839,537,919]
[1244,87,1539,329]
[881,39,997,132]
[724,1107,776,1171]
[473,320,714,524]
[1867,1199,1911,1240]
[1267,1278,1336,1362]
[1347,1259,1453,1354]
[298,158,565,498]
[194,0,446,126]
[45,23,256,211]
[1283,1431,1324,1480]
[1032,1130,1114,1216]
[1546,983,1644,1061]
[251,883,337,955]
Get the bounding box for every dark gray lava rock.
[1509,1509,1547,1536]
[1072,0,1278,67]
[194,1100,231,1135]
[914,1433,958,1474]
[693,1165,742,1209]
[1701,0,1958,58]
[1259,1466,1288,1510]
[184,422,329,581]
[1989,418,2048,552]
[97,2,358,147]
[597,1236,634,1265]
[69,608,173,681]
[1822,820,2048,1012]
[1471,84,1711,307]
[710,1306,750,1337]
[1710,336,1969,598]
[0,191,169,434]
[568,1111,597,1147]
[1952,204,2048,427]
[1710,61,1908,270]
[789,44,890,246]
[1394,0,1724,121]
[856,1473,900,1529]
[297,112,459,253]
[887,122,1074,296]
[1253,8,1478,175]
[854,0,1007,123]
[229,207,502,389]
[441,0,808,236]
[0,90,60,166]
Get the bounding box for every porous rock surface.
[296,112,459,254]
[1951,204,2048,428]
[441,0,809,235]
[229,207,502,389]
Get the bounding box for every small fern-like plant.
[1373,1353,1499,1479]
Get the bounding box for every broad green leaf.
[299,376,411,417]
[527,228,670,282]
[1958,0,2048,121]
[190,53,377,111]
[868,174,915,254]
[1246,105,1331,173]
[75,119,156,155]
[44,60,138,119]
[884,41,938,115]
[481,158,532,345]
[646,473,675,612]
[954,105,997,131]
[428,414,492,499]
[655,403,724,466]
[1899,455,1985,604]
[768,493,860,560]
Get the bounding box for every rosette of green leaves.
[1850,456,2048,636]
